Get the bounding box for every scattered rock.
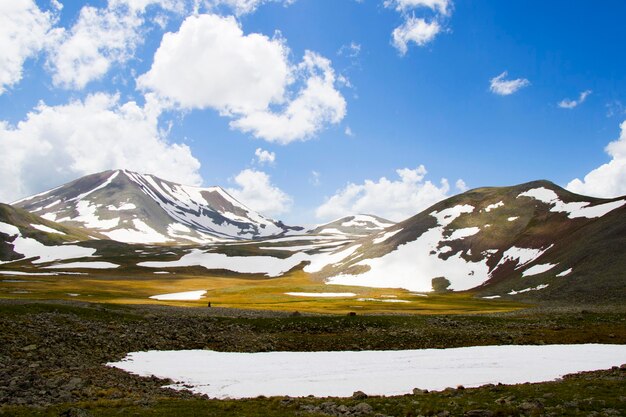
[352,402,374,414]
[59,408,92,417]
[464,410,494,417]
[352,390,368,399]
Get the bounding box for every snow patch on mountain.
[522,263,557,277]
[0,222,96,265]
[556,268,573,277]
[326,205,492,292]
[483,201,504,212]
[496,245,554,271]
[518,187,626,219]
[373,229,401,244]
[30,224,66,235]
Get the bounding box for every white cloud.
[391,17,441,55]
[316,165,454,222]
[211,0,295,15]
[227,169,292,216]
[46,0,183,89]
[558,90,592,109]
[310,170,321,186]
[255,148,276,164]
[455,179,467,192]
[0,0,57,94]
[138,14,290,113]
[345,126,354,137]
[489,71,530,96]
[338,42,361,58]
[139,14,346,144]
[231,51,347,143]
[0,93,201,203]
[384,1,451,55]
[385,0,451,15]
[566,120,626,198]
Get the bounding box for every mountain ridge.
[13,169,302,244]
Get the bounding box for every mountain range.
[1,171,625,302]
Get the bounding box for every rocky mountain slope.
[315,180,626,301]
[13,170,301,244]
[3,177,625,303]
[308,215,394,237]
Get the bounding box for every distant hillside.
[308,214,394,237]
[315,181,626,302]
[13,170,302,244]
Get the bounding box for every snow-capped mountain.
[313,181,626,301]
[13,170,301,244]
[308,214,394,237]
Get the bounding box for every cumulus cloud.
[139,14,346,144]
[385,0,451,54]
[230,51,346,143]
[0,0,57,94]
[138,14,289,113]
[211,0,295,15]
[316,165,455,222]
[489,71,530,96]
[455,179,468,192]
[385,0,451,15]
[227,169,292,216]
[46,0,183,89]
[0,93,201,203]
[255,148,276,165]
[566,120,626,198]
[558,90,592,109]
[391,17,441,55]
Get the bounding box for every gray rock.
[352,402,374,415]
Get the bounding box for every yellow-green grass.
[0,269,527,314]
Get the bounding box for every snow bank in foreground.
[108,344,626,399]
[150,290,207,301]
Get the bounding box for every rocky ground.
[0,299,624,416]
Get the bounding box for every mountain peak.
[13,170,300,244]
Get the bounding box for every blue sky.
[1,0,626,225]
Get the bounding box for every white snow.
[150,290,207,301]
[71,171,120,202]
[303,245,361,273]
[0,270,58,276]
[68,200,120,229]
[285,292,356,298]
[518,187,626,219]
[446,227,480,241]
[372,229,401,244]
[482,295,501,299]
[496,245,553,271]
[556,268,573,277]
[522,263,557,277]
[507,217,519,222]
[107,202,137,211]
[327,205,490,292]
[341,215,393,229]
[138,244,361,278]
[108,344,626,399]
[508,284,549,295]
[104,219,171,244]
[139,249,308,277]
[30,224,66,235]
[0,222,97,265]
[44,262,119,269]
[483,201,504,212]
